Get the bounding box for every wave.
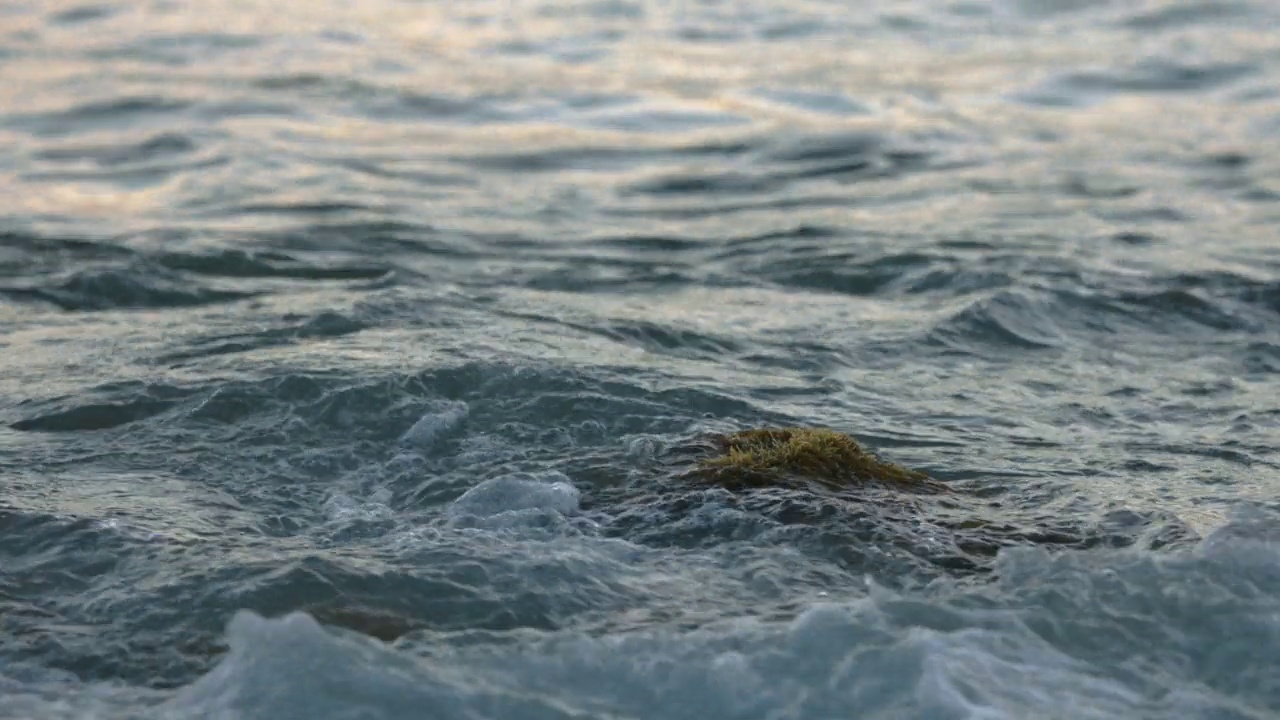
[139,506,1280,720]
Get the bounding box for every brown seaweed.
[687,427,948,494]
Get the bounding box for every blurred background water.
[1,0,1279,718]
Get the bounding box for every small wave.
[0,231,133,264]
[89,32,262,67]
[1015,60,1256,107]
[0,263,257,312]
[625,171,781,197]
[572,318,743,361]
[446,471,581,529]
[222,201,382,217]
[157,508,1280,719]
[925,289,1064,352]
[155,248,390,282]
[1242,341,1280,375]
[1103,270,1279,331]
[11,398,180,433]
[47,4,118,25]
[9,382,195,433]
[1120,2,1251,30]
[901,280,1266,358]
[746,87,872,117]
[1114,287,1253,332]
[156,310,369,366]
[461,145,666,173]
[4,96,190,138]
[754,250,939,298]
[620,131,939,202]
[399,401,469,448]
[570,101,751,134]
[33,132,197,167]
[27,228,374,297]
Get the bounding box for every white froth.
[448,472,581,520]
[24,514,1280,720]
[322,489,393,524]
[399,401,468,447]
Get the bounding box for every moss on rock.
[689,427,947,494]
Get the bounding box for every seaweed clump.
[690,427,947,494]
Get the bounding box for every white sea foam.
[6,512,1279,720]
[322,487,394,524]
[447,472,581,521]
[399,401,468,447]
[143,514,1280,720]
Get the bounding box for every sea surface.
[2,0,1279,718]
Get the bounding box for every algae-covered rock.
[304,604,424,643]
[687,427,948,494]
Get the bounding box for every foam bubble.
[155,519,1280,720]
[448,472,581,519]
[29,511,1280,720]
[399,401,468,447]
[322,488,393,524]
[160,612,470,720]
[0,664,154,720]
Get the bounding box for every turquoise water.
[2,1,1279,718]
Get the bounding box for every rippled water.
[2,0,1279,718]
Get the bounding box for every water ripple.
[2,0,1280,715]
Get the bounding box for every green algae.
[690,427,948,494]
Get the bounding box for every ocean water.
[2,0,1279,718]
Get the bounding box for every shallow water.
[2,0,1279,718]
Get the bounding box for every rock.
[683,427,949,495]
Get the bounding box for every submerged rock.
[626,426,1201,574]
[682,427,950,495]
[304,604,423,643]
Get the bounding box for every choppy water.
[2,0,1279,718]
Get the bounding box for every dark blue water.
[2,1,1279,718]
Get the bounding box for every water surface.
[2,1,1279,718]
